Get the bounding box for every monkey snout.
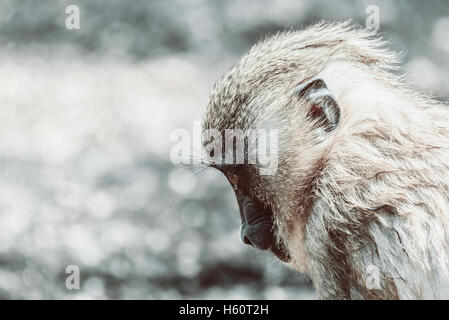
[240,225,254,247]
[240,222,273,250]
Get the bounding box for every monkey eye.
[227,173,239,190]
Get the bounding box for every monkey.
[201,21,449,299]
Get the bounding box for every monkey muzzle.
[238,195,291,262]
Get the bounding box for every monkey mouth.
[270,242,291,263]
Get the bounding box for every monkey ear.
[295,79,340,132]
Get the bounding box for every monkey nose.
[240,224,272,250]
[240,228,251,246]
[242,235,253,247]
[240,226,254,247]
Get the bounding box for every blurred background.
[0,0,447,299]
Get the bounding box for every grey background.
[0,0,448,299]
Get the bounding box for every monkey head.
[202,22,392,272]
[203,76,340,270]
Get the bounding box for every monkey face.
[204,76,342,266]
[202,26,345,270]
[222,169,291,262]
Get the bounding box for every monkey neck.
[305,69,449,298]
